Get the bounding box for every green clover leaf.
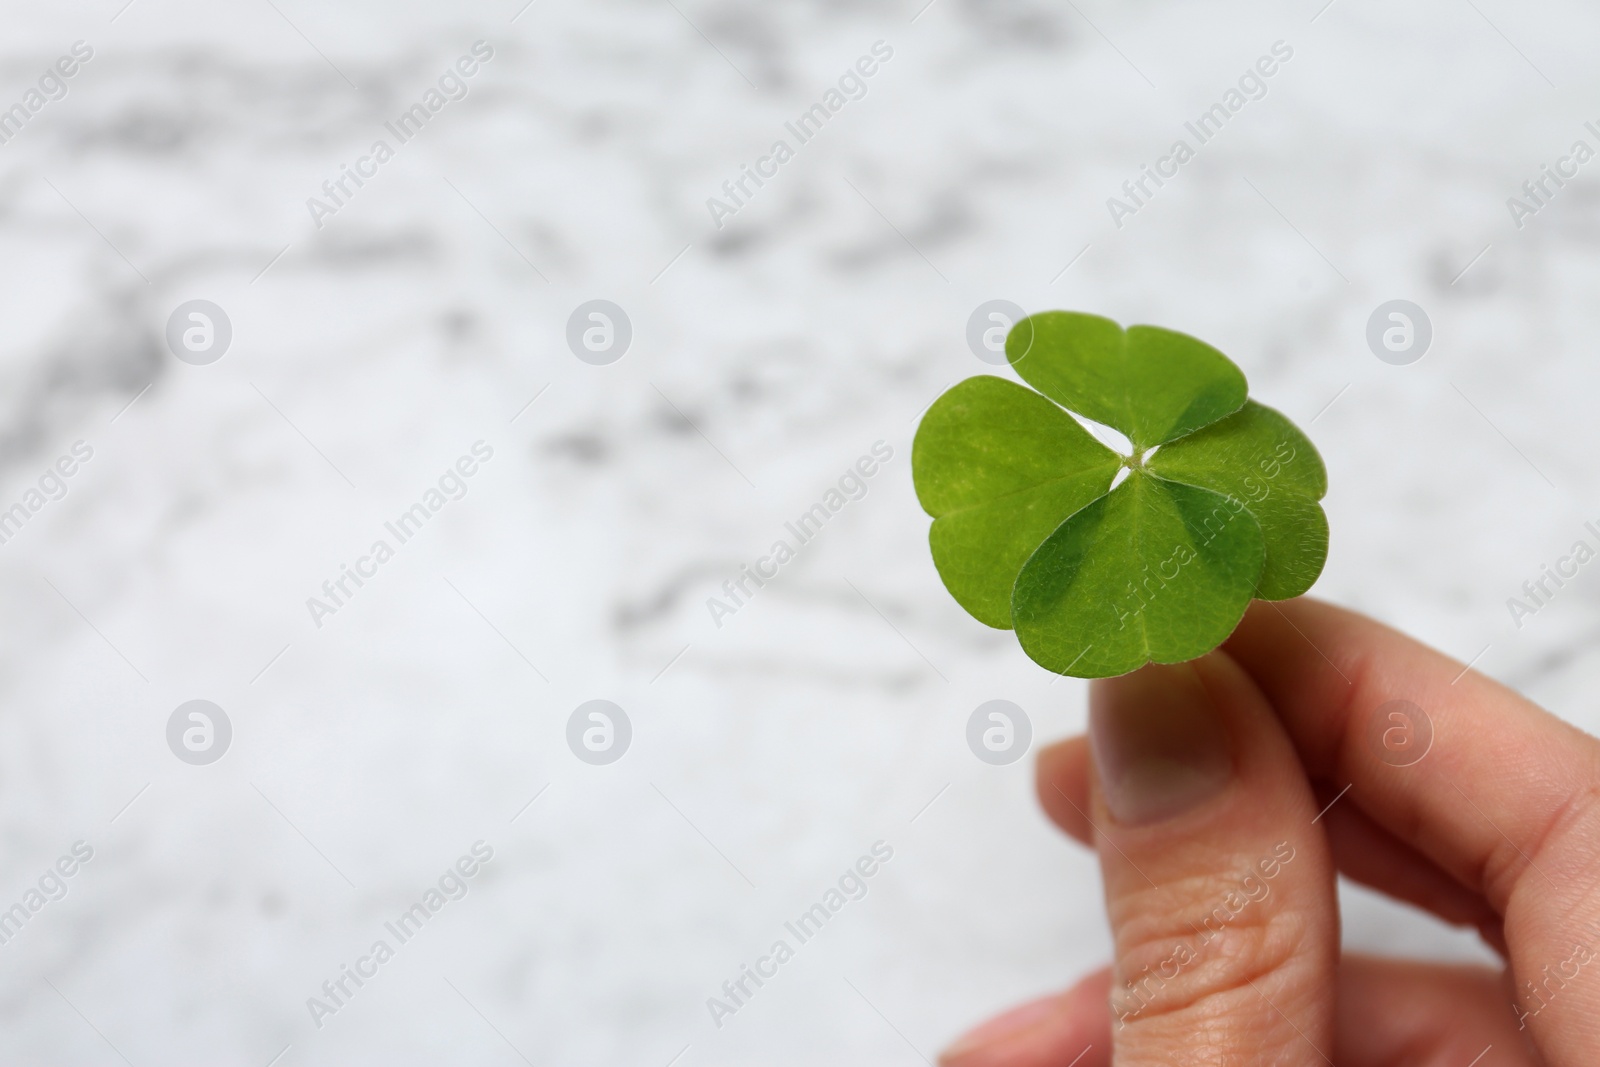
[912,311,1327,678]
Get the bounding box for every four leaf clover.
[912,311,1327,678]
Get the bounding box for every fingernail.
[939,994,1063,1065]
[1089,661,1232,825]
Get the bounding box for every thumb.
[1088,651,1337,1065]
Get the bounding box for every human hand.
[939,598,1600,1066]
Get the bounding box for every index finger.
[1225,597,1600,1064]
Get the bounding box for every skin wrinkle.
[1113,959,1312,1062]
[1503,772,1600,897]
[1497,780,1600,1004]
[1111,876,1306,1000]
[1108,876,1328,1058]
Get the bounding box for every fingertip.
[940,968,1112,1067]
[1035,735,1094,846]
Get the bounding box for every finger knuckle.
[1108,867,1319,1039]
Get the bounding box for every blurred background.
[2,0,1597,1062]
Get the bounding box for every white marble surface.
[2,0,1599,1062]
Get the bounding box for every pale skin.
[940,598,1600,1067]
